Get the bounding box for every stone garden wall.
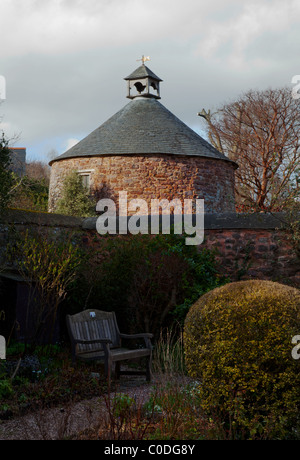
[202,213,299,287]
[0,209,299,287]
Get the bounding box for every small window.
[80,174,90,189]
[77,169,93,189]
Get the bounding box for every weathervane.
[137,55,150,65]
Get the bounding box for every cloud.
[1,0,205,58]
[196,0,300,69]
[2,0,299,66]
[0,119,22,145]
[65,138,79,150]
[1,0,241,59]
[1,0,300,162]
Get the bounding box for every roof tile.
[50,98,236,167]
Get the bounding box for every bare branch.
[200,87,300,211]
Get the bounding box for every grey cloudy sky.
[1,0,300,163]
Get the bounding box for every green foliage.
[6,229,83,345]
[0,135,49,214]
[0,379,13,398]
[281,201,300,259]
[10,175,49,212]
[111,393,136,420]
[56,170,95,217]
[65,233,228,336]
[184,280,300,439]
[0,135,13,214]
[171,246,229,325]
[0,347,107,420]
[144,381,215,440]
[6,341,25,357]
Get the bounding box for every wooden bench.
[66,309,153,381]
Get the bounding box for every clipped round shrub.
[184,280,300,439]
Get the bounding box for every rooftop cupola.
[124,56,162,100]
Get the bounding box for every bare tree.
[199,87,300,211]
[26,160,50,184]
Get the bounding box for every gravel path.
[0,375,162,440]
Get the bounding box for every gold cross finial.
[137,55,150,65]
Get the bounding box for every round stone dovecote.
[48,63,237,214]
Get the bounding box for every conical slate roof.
[50,97,235,165]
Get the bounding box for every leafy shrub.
[9,175,49,212]
[64,233,228,337]
[281,201,300,259]
[65,233,191,335]
[56,170,95,217]
[144,380,216,440]
[184,280,300,439]
[6,229,83,346]
[171,246,229,325]
[111,393,136,420]
[0,379,13,398]
[0,135,13,214]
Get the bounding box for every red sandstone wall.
[79,226,300,287]
[202,228,300,287]
[0,210,299,287]
[48,154,236,214]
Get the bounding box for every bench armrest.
[120,333,153,350]
[120,333,153,339]
[74,338,112,345]
[120,332,153,339]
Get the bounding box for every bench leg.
[104,356,113,384]
[115,362,120,380]
[146,356,151,382]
